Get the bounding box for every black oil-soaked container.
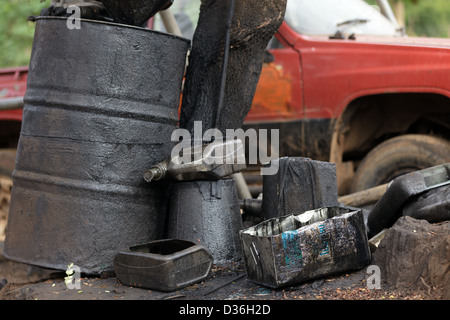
[167,179,243,265]
[114,239,213,292]
[240,206,371,289]
[262,157,338,220]
[3,17,190,274]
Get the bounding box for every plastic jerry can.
[113,239,213,292]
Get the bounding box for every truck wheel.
[0,149,17,178]
[350,134,450,193]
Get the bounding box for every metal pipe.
[338,183,388,208]
[215,0,235,129]
[159,8,183,37]
[159,8,188,71]
[239,198,262,217]
[232,172,252,200]
[376,0,400,29]
[0,97,24,111]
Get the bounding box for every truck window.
[284,0,399,36]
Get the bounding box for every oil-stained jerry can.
[262,157,338,220]
[114,239,213,292]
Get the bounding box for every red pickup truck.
[1,0,450,195]
[244,0,450,194]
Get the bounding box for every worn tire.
[0,149,17,178]
[351,134,450,193]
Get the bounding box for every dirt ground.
[0,177,11,243]
[0,258,445,301]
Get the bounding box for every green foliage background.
[0,0,449,68]
[0,0,51,68]
[365,0,450,38]
[404,0,450,38]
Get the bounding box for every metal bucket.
[3,17,190,274]
[166,179,243,264]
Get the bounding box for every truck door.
[244,30,306,159]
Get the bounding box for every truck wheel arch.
[0,120,21,177]
[350,134,450,192]
[330,92,450,194]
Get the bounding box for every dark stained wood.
[179,0,287,135]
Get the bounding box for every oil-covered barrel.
[3,17,190,274]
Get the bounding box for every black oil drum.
[3,17,190,274]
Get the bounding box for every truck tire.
[0,149,17,178]
[350,134,450,193]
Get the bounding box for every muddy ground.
[0,257,445,301]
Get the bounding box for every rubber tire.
[351,134,450,193]
[0,149,17,178]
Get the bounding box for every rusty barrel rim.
[33,16,191,43]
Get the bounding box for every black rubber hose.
[215,0,235,129]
